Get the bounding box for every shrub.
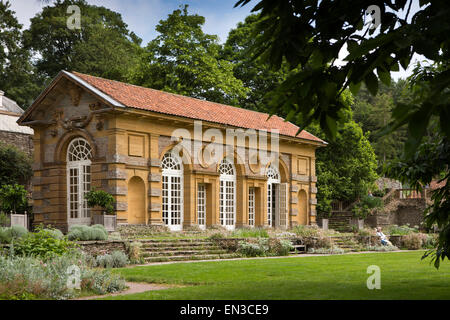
[385,224,418,236]
[307,247,345,254]
[291,225,322,237]
[402,233,427,250]
[0,226,28,244]
[44,228,64,240]
[302,235,332,249]
[10,225,28,239]
[0,212,10,227]
[0,227,12,244]
[0,252,126,300]
[0,184,28,214]
[0,143,33,186]
[365,245,399,252]
[13,226,77,259]
[231,228,269,238]
[67,225,108,241]
[85,189,115,214]
[269,239,293,256]
[125,241,143,264]
[352,195,383,219]
[95,254,114,268]
[358,228,376,237]
[208,232,226,240]
[95,251,129,268]
[237,239,269,257]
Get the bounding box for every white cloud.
[8,0,44,29]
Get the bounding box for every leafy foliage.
[84,188,115,215]
[24,0,142,82]
[352,195,383,219]
[0,0,41,108]
[95,251,129,268]
[67,224,108,241]
[0,184,28,214]
[0,226,28,244]
[221,14,288,112]
[0,143,33,187]
[236,0,450,267]
[13,226,77,259]
[129,5,248,106]
[0,252,126,300]
[308,108,378,214]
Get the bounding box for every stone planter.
[321,218,329,230]
[351,218,364,230]
[93,214,117,232]
[10,214,28,230]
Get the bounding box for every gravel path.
[74,282,172,300]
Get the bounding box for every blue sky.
[10,0,428,80]
[10,0,253,44]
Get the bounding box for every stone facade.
[0,130,33,156]
[18,72,325,232]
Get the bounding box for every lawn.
[106,251,450,300]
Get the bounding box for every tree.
[24,0,142,82]
[0,0,41,108]
[308,93,379,215]
[222,14,288,112]
[0,143,33,187]
[0,184,28,214]
[129,5,248,106]
[235,0,450,267]
[353,89,407,168]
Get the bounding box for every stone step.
[139,239,212,243]
[143,253,241,263]
[142,245,222,252]
[142,242,217,248]
[142,249,229,257]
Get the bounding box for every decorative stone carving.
[69,86,83,106]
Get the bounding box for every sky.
[9,0,253,44]
[9,0,428,80]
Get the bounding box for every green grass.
[105,251,450,300]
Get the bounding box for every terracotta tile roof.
[71,71,325,144]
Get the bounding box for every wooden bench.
[291,244,307,253]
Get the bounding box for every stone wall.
[76,240,128,257]
[0,130,33,156]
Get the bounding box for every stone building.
[0,91,34,155]
[18,71,326,232]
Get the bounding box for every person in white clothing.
[376,227,392,246]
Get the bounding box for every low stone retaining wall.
[76,240,128,257]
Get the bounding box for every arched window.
[161,152,183,231]
[67,138,92,225]
[266,163,280,227]
[219,158,236,230]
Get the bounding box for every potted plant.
[85,188,116,231]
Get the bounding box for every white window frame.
[162,152,184,231]
[197,184,206,230]
[248,187,255,227]
[219,159,236,230]
[266,164,280,227]
[67,138,92,227]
